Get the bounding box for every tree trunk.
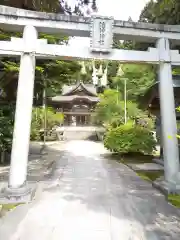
[4,75,18,102]
[0,151,5,164]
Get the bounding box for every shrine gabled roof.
[139,76,180,108]
[62,82,97,96]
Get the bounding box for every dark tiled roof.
[51,95,99,102]
[62,82,97,96]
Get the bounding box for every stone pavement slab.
[153,158,164,166]
[0,140,180,240]
[127,162,164,171]
[0,142,62,183]
[29,141,60,154]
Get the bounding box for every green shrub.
[30,107,64,141]
[104,123,156,155]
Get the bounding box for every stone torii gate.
[0,5,180,200]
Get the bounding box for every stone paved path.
[0,140,180,240]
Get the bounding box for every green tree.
[31,107,64,141]
[139,0,180,25]
[93,89,122,126]
[0,0,97,152]
[138,0,180,72]
[0,55,82,103]
[0,0,98,102]
[93,89,147,127]
[1,0,97,14]
[0,29,83,102]
[112,64,156,100]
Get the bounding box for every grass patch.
[1,204,20,211]
[110,152,153,164]
[168,195,180,208]
[136,170,164,182]
[0,203,21,217]
[120,153,153,164]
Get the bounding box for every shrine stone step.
[63,130,98,141]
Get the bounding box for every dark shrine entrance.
[75,115,85,126]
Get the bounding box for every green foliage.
[1,0,97,14]
[168,194,180,208]
[139,0,180,25]
[0,0,97,150]
[138,0,180,51]
[115,0,180,51]
[112,64,156,100]
[0,105,15,152]
[0,5,84,102]
[104,123,156,154]
[92,89,122,126]
[1,61,20,72]
[93,89,148,127]
[34,59,82,99]
[39,34,68,44]
[31,107,64,141]
[0,33,82,102]
[113,39,135,50]
[137,170,163,182]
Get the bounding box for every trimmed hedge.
[104,124,156,155]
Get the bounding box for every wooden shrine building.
[140,75,180,158]
[48,82,99,126]
[140,76,180,118]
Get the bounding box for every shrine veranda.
[0,5,180,199]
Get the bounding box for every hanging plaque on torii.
[90,15,114,53]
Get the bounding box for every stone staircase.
[63,129,97,141]
[56,126,105,141]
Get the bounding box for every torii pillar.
[3,25,37,199]
[157,38,180,191]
